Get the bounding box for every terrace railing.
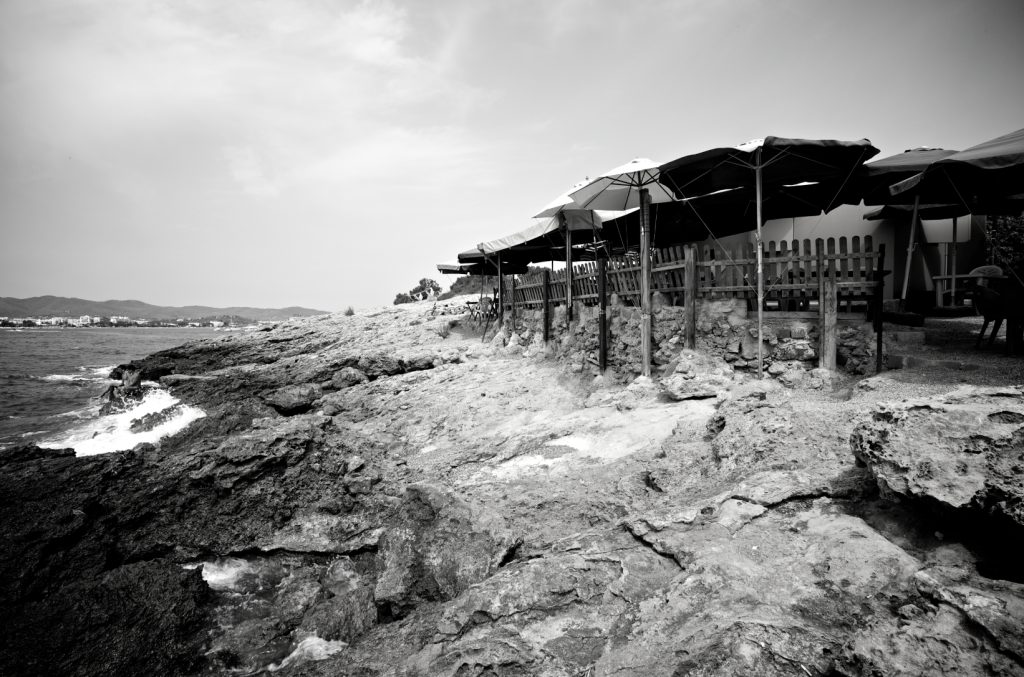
[493,236,887,371]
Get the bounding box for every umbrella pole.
[640,188,652,378]
[899,196,920,313]
[951,216,957,305]
[565,215,573,322]
[755,153,764,380]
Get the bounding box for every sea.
[0,326,221,456]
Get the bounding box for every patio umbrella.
[887,129,1024,306]
[840,147,962,310]
[861,200,1024,222]
[890,127,1024,205]
[437,260,528,276]
[599,183,831,252]
[535,179,640,318]
[659,137,879,378]
[569,159,676,377]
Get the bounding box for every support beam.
[951,216,958,304]
[542,268,550,343]
[639,188,652,378]
[598,258,607,372]
[497,258,504,322]
[564,214,573,323]
[820,263,838,371]
[684,244,696,350]
[754,150,764,379]
[875,244,886,373]
[510,272,516,330]
[899,195,920,313]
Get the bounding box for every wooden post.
[899,195,920,312]
[821,264,838,371]
[951,216,958,304]
[754,150,765,379]
[510,272,516,330]
[564,214,573,323]
[542,268,550,343]
[684,244,696,349]
[640,188,652,378]
[875,244,886,373]
[598,258,607,371]
[497,258,504,322]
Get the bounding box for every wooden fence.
[505,236,884,312]
[491,236,887,372]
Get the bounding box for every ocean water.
[0,326,221,455]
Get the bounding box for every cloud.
[0,0,494,198]
[222,145,279,196]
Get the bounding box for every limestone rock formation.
[852,386,1024,527]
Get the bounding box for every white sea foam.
[269,636,347,671]
[200,558,256,591]
[39,366,116,383]
[39,387,205,456]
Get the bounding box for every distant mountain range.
[0,296,330,322]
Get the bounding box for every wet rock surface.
[1,302,1022,676]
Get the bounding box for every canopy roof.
[533,179,592,219]
[890,127,1024,206]
[461,209,635,265]
[659,136,879,206]
[847,147,959,206]
[437,261,528,276]
[599,183,833,251]
[569,158,675,211]
[862,198,1024,221]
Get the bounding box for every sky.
[1,0,1022,312]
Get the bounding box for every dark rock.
[331,367,369,389]
[0,560,211,677]
[263,384,322,415]
[130,405,186,433]
[0,443,76,467]
[373,485,519,619]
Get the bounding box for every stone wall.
[498,293,883,383]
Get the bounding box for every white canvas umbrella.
[570,158,676,377]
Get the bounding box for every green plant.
[988,212,1024,274]
[344,306,355,316]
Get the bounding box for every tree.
[988,212,1024,274]
[394,278,443,305]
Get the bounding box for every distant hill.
[0,296,330,321]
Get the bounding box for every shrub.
[989,212,1024,274]
[344,306,355,316]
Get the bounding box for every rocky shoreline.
[1,301,1022,676]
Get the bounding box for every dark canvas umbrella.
[600,183,830,252]
[862,200,1024,222]
[437,260,528,276]
[840,147,960,309]
[890,127,1024,205]
[659,137,879,378]
[886,129,1024,306]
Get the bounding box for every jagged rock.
[373,485,520,619]
[331,367,368,389]
[129,404,186,433]
[660,373,730,401]
[851,386,1024,527]
[357,353,402,378]
[263,383,322,415]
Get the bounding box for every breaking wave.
[39,387,205,457]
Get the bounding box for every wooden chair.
[961,266,1004,348]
